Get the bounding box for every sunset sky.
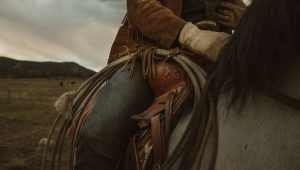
[0,0,125,71]
[0,0,250,71]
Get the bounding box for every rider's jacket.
[108,0,210,63]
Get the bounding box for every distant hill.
[0,57,96,78]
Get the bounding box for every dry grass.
[0,78,85,170]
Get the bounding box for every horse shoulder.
[215,93,300,170]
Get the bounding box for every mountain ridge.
[0,56,96,78]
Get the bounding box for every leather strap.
[164,90,175,153]
[126,135,141,170]
[151,115,164,168]
[260,88,300,110]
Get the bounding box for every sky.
[0,0,126,71]
[0,0,250,71]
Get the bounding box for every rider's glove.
[179,22,230,62]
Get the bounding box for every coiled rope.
[41,47,217,170]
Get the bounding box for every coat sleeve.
[127,0,186,49]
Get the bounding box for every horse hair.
[176,0,300,169]
[213,0,300,108]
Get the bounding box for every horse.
[168,59,300,169]
[42,0,299,169]
[167,0,300,169]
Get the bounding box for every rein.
[260,88,300,110]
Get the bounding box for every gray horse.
[43,0,299,169]
[168,0,300,169]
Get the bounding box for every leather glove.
[179,22,230,62]
[217,0,246,29]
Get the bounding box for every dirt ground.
[0,78,84,170]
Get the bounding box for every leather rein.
[260,88,300,110]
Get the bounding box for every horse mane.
[212,0,300,108]
[174,0,300,169]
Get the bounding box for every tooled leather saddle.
[113,1,229,169]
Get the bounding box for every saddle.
[114,48,209,170]
[112,1,226,168]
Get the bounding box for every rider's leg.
[74,63,154,170]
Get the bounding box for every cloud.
[0,0,126,71]
[0,0,250,71]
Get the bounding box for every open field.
[0,78,85,170]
